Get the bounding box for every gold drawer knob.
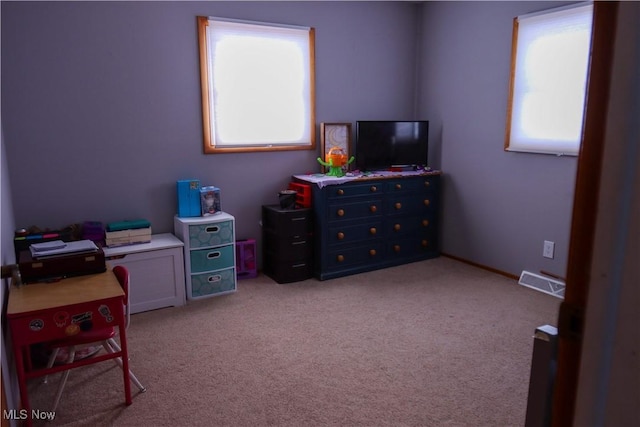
[369,249,377,256]
[423,199,430,207]
[424,180,430,187]
[395,202,402,210]
[370,205,377,213]
[370,185,377,192]
[337,232,345,240]
[422,219,429,227]
[394,224,401,231]
[337,189,344,196]
[337,209,345,216]
[395,184,402,190]
[394,245,401,252]
[421,239,428,247]
[337,254,345,262]
[369,227,377,235]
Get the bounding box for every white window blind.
[506,3,593,155]
[200,17,315,152]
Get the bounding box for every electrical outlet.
[543,241,555,259]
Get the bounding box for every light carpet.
[26,256,560,426]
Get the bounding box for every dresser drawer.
[328,198,383,222]
[328,220,383,245]
[190,244,234,273]
[327,242,384,269]
[386,235,437,258]
[190,268,236,298]
[327,181,383,199]
[385,194,436,215]
[385,177,437,194]
[188,220,234,248]
[385,215,434,237]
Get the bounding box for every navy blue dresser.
[293,172,441,280]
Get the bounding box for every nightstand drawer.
[188,220,234,248]
[190,245,234,273]
[190,268,236,298]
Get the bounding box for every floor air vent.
[518,271,565,299]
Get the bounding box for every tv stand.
[293,170,441,280]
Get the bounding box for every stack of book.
[105,219,151,247]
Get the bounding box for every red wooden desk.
[6,271,132,426]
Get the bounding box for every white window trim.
[197,16,316,153]
[505,2,593,156]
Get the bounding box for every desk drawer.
[188,220,234,248]
[190,245,234,273]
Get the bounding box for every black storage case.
[19,248,106,283]
[262,205,313,283]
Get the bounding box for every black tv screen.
[355,121,429,171]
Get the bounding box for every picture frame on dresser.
[320,122,352,173]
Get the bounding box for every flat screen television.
[355,120,429,171]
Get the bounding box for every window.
[197,16,316,153]
[505,3,593,156]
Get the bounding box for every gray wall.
[2,1,577,278]
[419,1,577,277]
[1,1,420,259]
[3,1,637,419]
